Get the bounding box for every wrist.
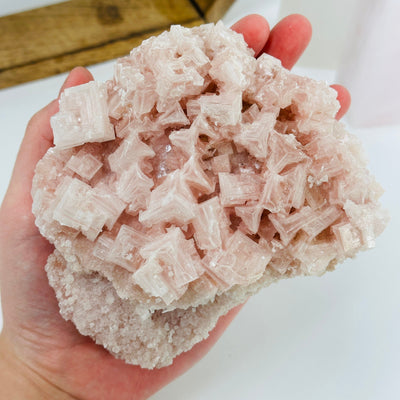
[0,332,75,400]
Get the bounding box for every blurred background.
[0,1,399,399]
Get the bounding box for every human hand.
[0,14,350,400]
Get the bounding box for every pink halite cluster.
[32,22,388,368]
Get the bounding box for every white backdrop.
[0,1,399,399]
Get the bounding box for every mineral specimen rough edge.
[46,249,280,369]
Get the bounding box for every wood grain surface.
[0,0,234,88]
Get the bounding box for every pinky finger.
[331,84,351,120]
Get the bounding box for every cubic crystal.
[51,81,115,149]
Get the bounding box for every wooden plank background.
[0,0,234,89]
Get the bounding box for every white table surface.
[1,1,399,399]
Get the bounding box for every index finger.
[231,14,270,56]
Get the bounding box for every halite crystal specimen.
[32,22,388,369]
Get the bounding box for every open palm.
[0,14,350,400]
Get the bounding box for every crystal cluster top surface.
[33,22,387,312]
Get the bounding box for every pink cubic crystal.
[32,22,388,369]
[51,81,115,149]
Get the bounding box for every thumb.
[4,67,94,211]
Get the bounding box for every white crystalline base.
[46,250,278,369]
[32,22,388,369]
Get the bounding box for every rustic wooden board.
[0,0,233,89]
[0,21,203,89]
[194,0,234,22]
